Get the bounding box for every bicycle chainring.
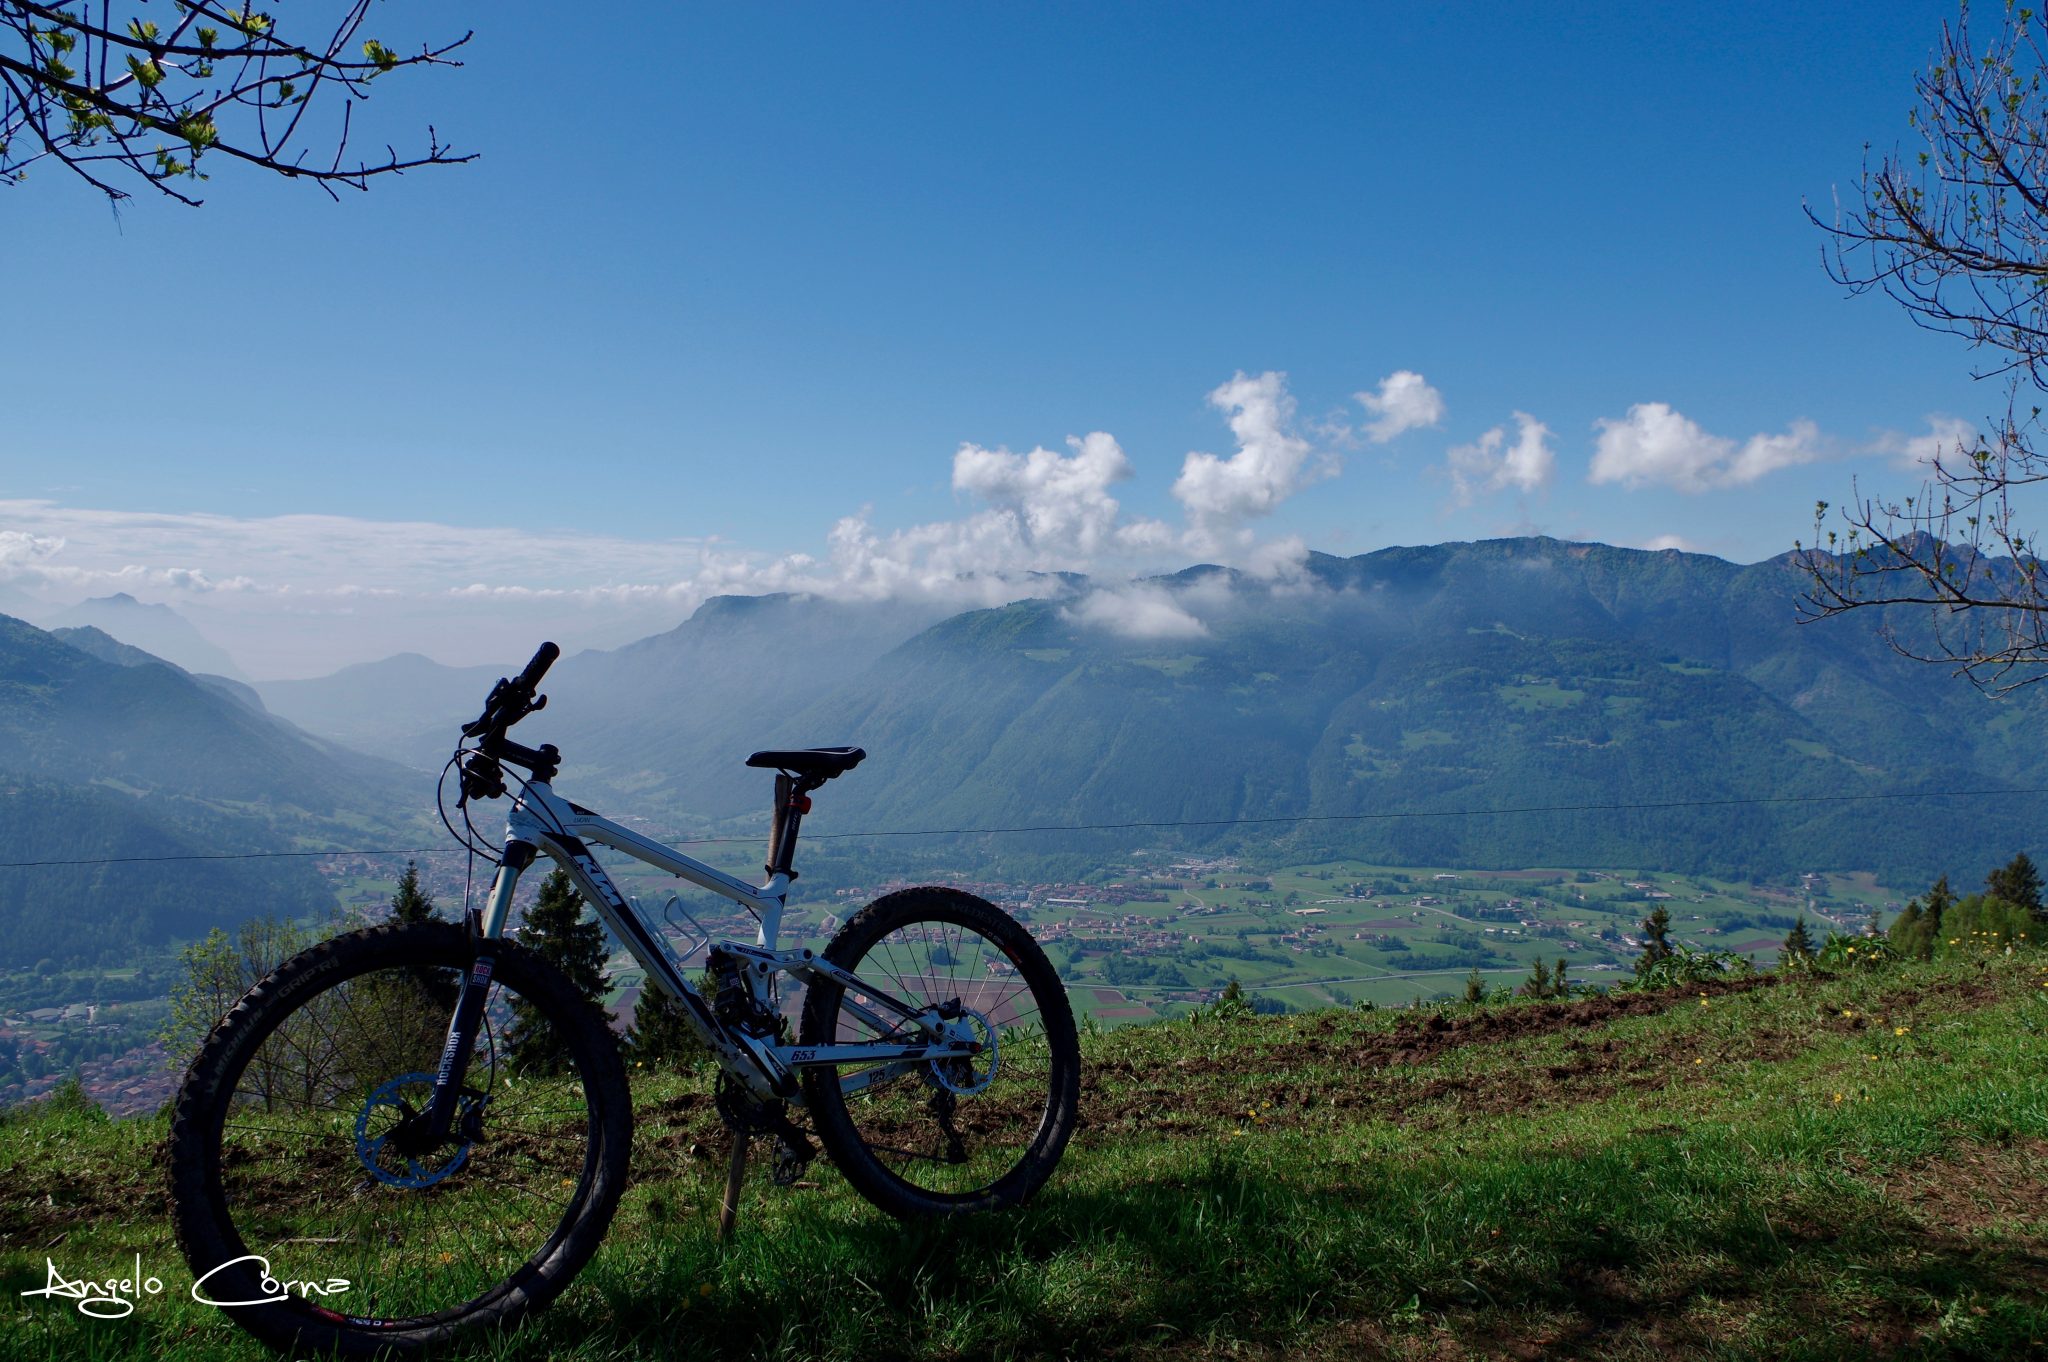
[714,1072,816,1186]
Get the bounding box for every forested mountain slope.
[0,617,421,966]
[759,540,2044,881]
[233,538,2045,885]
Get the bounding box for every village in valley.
[579,851,1903,1029]
[0,845,1908,1114]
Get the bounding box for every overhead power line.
[0,784,2041,871]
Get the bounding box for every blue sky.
[0,1,2002,675]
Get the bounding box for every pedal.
[767,1110,816,1187]
[771,1137,813,1187]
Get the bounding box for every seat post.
[765,772,808,879]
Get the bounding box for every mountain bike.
[168,642,1080,1356]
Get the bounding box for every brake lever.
[461,678,513,738]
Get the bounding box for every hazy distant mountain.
[263,593,958,773]
[257,652,510,763]
[0,615,422,967]
[52,624,267,712]
[525,592,963,805]
[436,538,2039,886]
[762,538,2042,885]
[48,593,246,680]
[215,538,2047,890]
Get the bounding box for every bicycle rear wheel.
[798,887,1079,1217]
[168,920,631,1356]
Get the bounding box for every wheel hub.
[927,1006,999,1095]
[354,1072,483,1189]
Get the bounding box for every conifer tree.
[1552,958,1569,998]
[1887,898,1936,961]
[506,868,612,1075]
[1463,966,1485,1006]
[389,861,458,1011]
[390,861,437,925]
[1925,874,1957,928]
[1781,916,1816,963]
[1634,906,1674,979]
[1519,956,1551,998]
[627,981,702,1066]
[1986,852,2044,919]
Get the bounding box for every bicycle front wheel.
[168,920,631,1356]
[799,887,1080,1217]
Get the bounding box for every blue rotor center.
[354,1072,477,1189]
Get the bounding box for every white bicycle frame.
[476,779,980,1102]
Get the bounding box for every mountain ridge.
[0,616,426,966]
[27,537,2041,927]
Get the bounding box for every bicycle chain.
[926,1084,969,1166]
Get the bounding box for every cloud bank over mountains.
[1446,413,1555,506]
[0,368,1978,675]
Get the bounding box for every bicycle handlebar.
[454,640,566,801]
[516,641,559,692]
[460,640,560,742]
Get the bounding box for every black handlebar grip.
[516,641,560,691]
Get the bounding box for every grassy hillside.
[2,949,2042,1360]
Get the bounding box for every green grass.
[1497,681,1587,711]
[3,953,2045,1359]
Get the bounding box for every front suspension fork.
[422,841,532,1144]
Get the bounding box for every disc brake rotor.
[354,1072,482,1189]
[927,1006,999,1096]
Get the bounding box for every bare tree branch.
[1802,1,2048,692]
[0,1,472,204]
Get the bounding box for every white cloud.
[1171,371,1331,552]
[0,370,1381,674]
[1641,533,1697,552]
[950,432,1174,561]
[1355,370,1446,443]
[1588,403,1826,492]
[1446,412,1555,504]
[1244,534,1311,581]
[0,530,64,569]
[1871,414,1978,469]
[1061,585,1210,641]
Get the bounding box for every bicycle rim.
[177,931,615,1335]
[809,906,1071,1204]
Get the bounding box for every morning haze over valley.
[3,4,2045,1360]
